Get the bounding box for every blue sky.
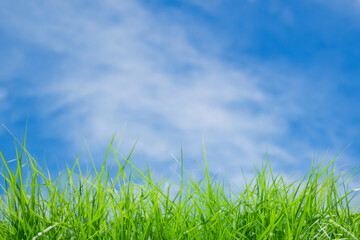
[0,0,360,188]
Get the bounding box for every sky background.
[0,0,360,189]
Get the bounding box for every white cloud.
[0,0,336,179]
[0,47,23,116]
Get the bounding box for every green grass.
[1,130,360,239]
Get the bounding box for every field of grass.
[0,131,360,239]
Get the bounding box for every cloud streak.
[0,0,355,187]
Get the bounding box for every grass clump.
[0,131,360,239]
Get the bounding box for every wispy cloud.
[0,0,354,186]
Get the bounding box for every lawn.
[0,131,360,239]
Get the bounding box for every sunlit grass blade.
[0,129,360,239]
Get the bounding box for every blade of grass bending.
[83,138,99,179]
[116,122,127,153]
[119,154,176,209]
[202,137,214,203]
[178,144,184,213]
